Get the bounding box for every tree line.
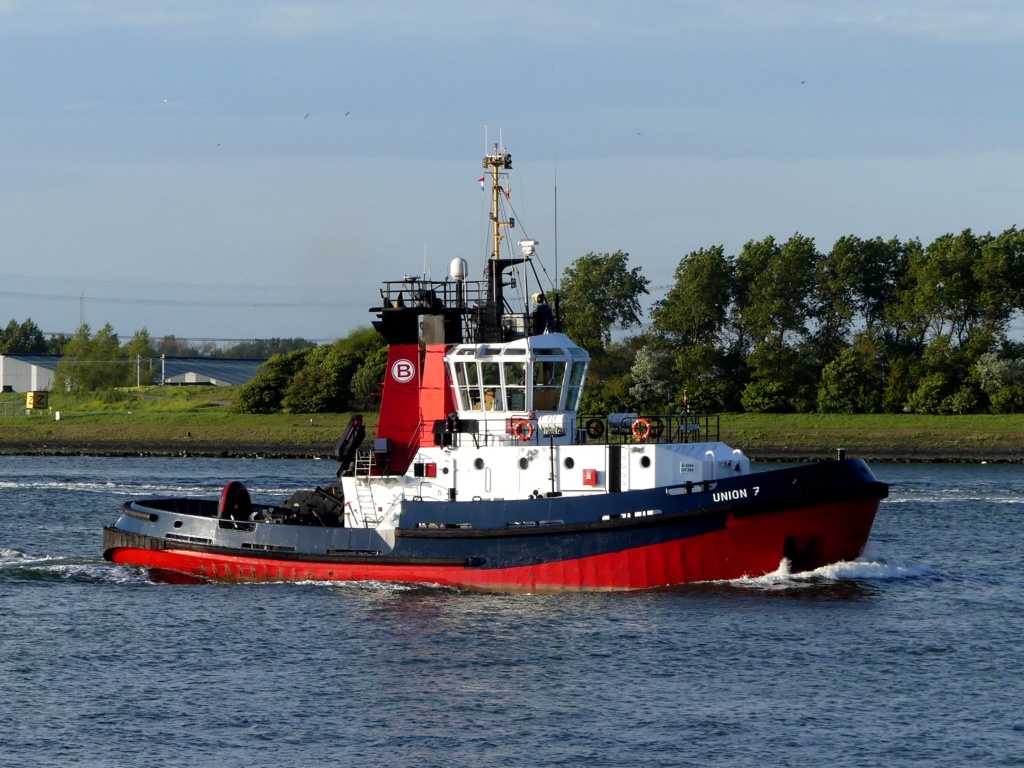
[561,227,1024,415]
[0,319,318,391]
[1,318,315,360]
[7,224,1024,415]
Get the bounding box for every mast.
[479,143,527,342]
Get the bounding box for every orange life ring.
[513,419,534,442]
[631,417,652,441]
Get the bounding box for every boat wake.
[722,543,931,590]
[0,548,148,585]
[0,479,304,496]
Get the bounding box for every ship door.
[608,445,621,493]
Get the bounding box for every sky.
[2,0,1023,344]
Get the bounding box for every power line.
[0,272,333,292]
[0,289,351,309]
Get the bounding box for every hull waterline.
[105,495,880,592]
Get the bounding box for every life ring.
[586,418,605,440]
[513,420,534,442]
[649,416,664,438]
[631,418,652,441]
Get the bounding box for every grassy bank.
[2,388,1023,461]
[717,413,1024,462]
[0,387,367,457]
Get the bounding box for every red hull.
[107,497,879,592]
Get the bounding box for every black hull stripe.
[397,480,888,538]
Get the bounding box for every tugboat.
[103,144,888,591]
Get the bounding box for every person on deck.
[532,292,555,334]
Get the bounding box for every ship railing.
[576,412,721,446]
[378,278,489,315]
[427,412,720,449]
[431,417,529,449]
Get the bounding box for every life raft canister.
[513,419,534,442]
[631,417,652,441]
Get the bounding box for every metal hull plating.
[104,462,885,592]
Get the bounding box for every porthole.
[474,458,485,470]
[640,456,651,468]
[519,458,529,470]
[173,520,183,528]
[442,467,450,475]
[563,457,575,469]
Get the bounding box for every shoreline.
[2,439,1021,463]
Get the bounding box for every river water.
[0,457,1021,767]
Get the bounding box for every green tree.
[628,345,673,409]
[156,335,199,357]
[816,338,886,414]
[282,346,356,414]
[648,245,740,412]
[235,348,313,413]
[578,337,644,414]
[736,234,819,349]
[234,370,289,414]
[741,342,816,413]
[53,323,128,391]
[349,343,389,409]
[560,251,649,354]
[650,246,732,347]
[0,318,47,353]
[735,235,820,411]
[46,333,71,355]
[125,328,157,386]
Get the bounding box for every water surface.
[1,458,1021,767]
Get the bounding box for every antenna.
[423,243,430,279]
[554,158,559,291]
[550,74,560,293]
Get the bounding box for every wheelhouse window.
[448,341,589,415]
[504,362,526,411]
[565,360,588,412]
[455,361,482,410]
[481,362,503,411]
[533,360,566,411]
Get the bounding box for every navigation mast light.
[519,240,538,258]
